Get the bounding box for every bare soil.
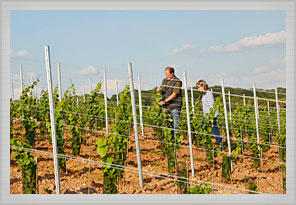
[10,120,286,194]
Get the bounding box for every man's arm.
[164,93,177,102]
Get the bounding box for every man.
[157,67,184,193]
[157,66,183,142]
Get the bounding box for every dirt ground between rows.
[10,121,286,194]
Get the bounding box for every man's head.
[164,66,175,80]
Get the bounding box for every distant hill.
[109,86,286,108]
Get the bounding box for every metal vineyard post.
[104,68,109,134]
[83,87,86,103]
[128,62,143,187]
[275,88,282,193]
[183,71,195,177]
[20,64,24,92]
[138,74,144,136]
[58,62,62,102]
[275,88,281,138]
[252,83,261,153]
[191,86,195,114]
[116,80,119,106]
[220,79,232,170]
[228,91,232,122]
[89,76,92,93]
[44,45,61,194]
[11,81,14,102]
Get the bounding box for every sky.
[10,10,286,99]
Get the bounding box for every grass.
[194,157,204,162]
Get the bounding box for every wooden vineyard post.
[104,68,109,134]
[138,74,144,137]
[183,71,195,177]
[128,62,143,187]
[221,79,232,170]
[44,45,61,194]
[243,94,246,106]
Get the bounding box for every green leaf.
[12,152,18,159]
[96,138,106,148]
[105,155,112,168]
[97,145,108,158]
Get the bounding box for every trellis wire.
[11,60,286,194]
[12,117,286,165]
[15,99,286,144]
[10,145,265,194]
[14,102,286,149]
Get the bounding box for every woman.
[196,79,224,150]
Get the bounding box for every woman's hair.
[196,79,210,95]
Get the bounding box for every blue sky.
[10,10,286,98]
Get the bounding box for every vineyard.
[10,46,286,194]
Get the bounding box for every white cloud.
[10,49,29,58]
[79,65,100,76]
[252,66,269,74]
[269,57,286,67]
[208,31,286,52]
[205,57,286,89]
[167,44,197,56]
[240,68,286,89]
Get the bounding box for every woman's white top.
[201,90,219,118]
